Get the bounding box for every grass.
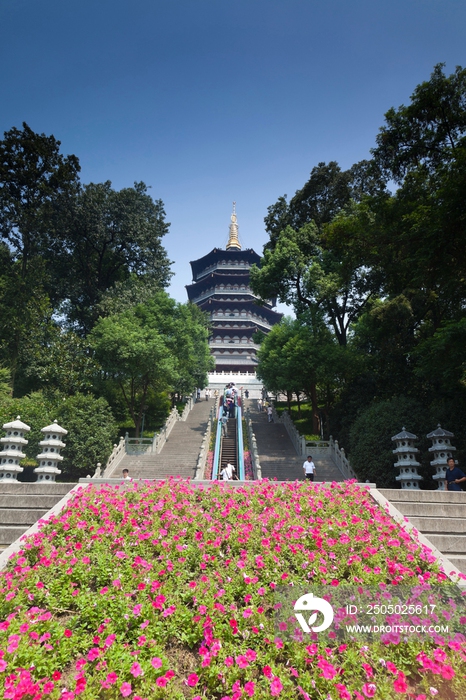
[274,401,321,441]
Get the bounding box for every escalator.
[219,417,237,477]
[211,391,245,480]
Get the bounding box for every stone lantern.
[426,425,456,491]
[0,416,30,482]
[391,427,423,490]
[34,420,67,483]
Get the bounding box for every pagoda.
[186,205,282,373]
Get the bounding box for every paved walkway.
[117,399,213,480]
[245,400,344,482]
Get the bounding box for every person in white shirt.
[303,456,316,481]
[220,463,235,480]
[122,469,131,480]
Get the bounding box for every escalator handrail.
[236,400,245,481]
[212,398,225,479]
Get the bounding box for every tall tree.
[372,63,466,182]
[90,293,212,436]
[57,181,172,333]
[0,122,80,280]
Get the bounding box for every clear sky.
[1,0,465,304]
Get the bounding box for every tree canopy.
[253,64,466,483]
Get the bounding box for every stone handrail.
[102,436,126,477]
[152,407,179,454]
[103,393,196,477]
[244,408,261,479]
[179,393,195,421]
[275,409,358,480]
[194,398,218,480]
[275,409,302,456]
[329,436,358,480]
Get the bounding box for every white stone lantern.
[426,425,456,491]
[391,427,423,490]
[0,416,30,482]
[34,420,67,483]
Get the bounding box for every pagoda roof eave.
[190,248,261,279]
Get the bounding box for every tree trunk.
[309,383,319,435]
[286,390,292,412]
[296,391,302,418]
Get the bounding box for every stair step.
[0,525,30,545]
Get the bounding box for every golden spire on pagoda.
[226,201,241,250]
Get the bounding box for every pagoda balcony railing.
[210,314,272,329]
[190,288,253,304]
[196,263,252,279]
[214,358,258,366]
[210,342,260,351]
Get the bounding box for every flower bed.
[1,480,465,699]
[204,451,214,480]
[243,451,254,480]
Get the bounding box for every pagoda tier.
[190,248,261,281]
[187,206,282,373]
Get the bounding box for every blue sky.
[1,0,465,304]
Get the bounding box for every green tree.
[90,292,212,436]
[57,181,172,333]
[0,250,54,394]
[251,218,377,346]
[348,396,431,487]
[372,63,466,182]
[0,122,80,279]
[256,317,344,434]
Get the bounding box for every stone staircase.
[379,489,466,575]
[0,482,75,551]
[245,401,344,482]
[115,399,213,479]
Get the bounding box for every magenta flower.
[187,673,199,687]
[130,662,143,677]
[120,681,132,697]
[270,676,283,696]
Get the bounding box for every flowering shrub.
[1,480,465,699]
[243,451,254,480]
[204,451,214,480]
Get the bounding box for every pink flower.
[101,672,118,688]
[120,681,132,697]
[236,655,249,668]
[362,683,376,698]
[270,676,283,696]
[393,672,408,693]
[151,657,162,669]
[224,656,234,667]
[187,673,199,687]
[156,677,168,687]
[244,681,255,697]
[130,662,143,677]
[440,665,455,680]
